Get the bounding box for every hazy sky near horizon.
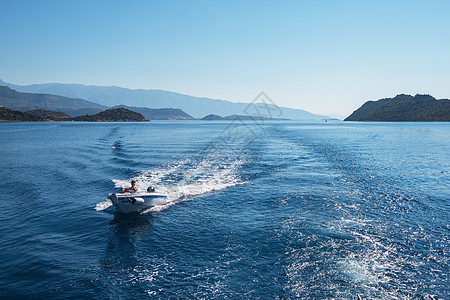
[1,0,449,116]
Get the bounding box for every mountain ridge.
[0,79,324,120]
[0,85,106,111]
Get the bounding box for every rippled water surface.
[0,121,448,298]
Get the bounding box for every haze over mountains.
[0,85,197,120]
[0,79,324,120]
[0,85,105,112]
[3,79,449,122]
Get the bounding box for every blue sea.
[0,121,448,298]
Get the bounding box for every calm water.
[0,121,448,298]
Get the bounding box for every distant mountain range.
[0,85,106,112]
[3,79,448,122]
[0,85,195,119]
[345,94,450,121]
[0,79,324,120]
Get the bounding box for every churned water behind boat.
[0,121,448,298]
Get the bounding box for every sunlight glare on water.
[0,121,448,298]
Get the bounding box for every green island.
[345,94,450,122]
[0,107,148,122]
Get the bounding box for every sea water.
[0,121,448,298]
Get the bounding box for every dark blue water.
[0,121,448,298]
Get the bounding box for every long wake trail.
[96,141,249,213]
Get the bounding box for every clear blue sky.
[1,0,449,116]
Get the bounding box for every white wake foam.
[106,146,247,213]
[95,199,113,211]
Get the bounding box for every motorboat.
[107,187,168,213]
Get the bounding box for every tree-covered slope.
[114,105,194,120]
[72,108,148,122]
[345,94,450,121]
[0,107,147,122]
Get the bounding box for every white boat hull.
[108,192,168,213]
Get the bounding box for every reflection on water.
[98,213,154,297]
[109,212,154,239]
[0,122,448,298]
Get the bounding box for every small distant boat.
[107,187,168,213]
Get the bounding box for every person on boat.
[122,179,138,194]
